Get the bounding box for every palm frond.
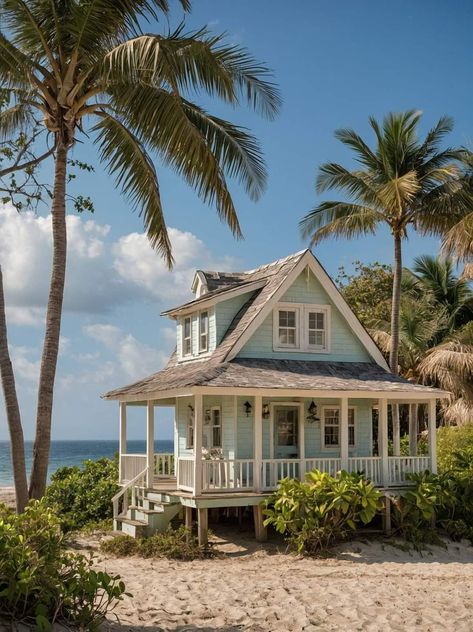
[441,212,473,261]
[300,203,380,243]
[0,101,34,139]
[93,112,172,264]
[315,163,383,209]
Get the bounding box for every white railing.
[202,459,254,491]
[261,459,302,490]
[154,453,175,478]
[177,457,194,491]
[121,454,147,482]
[304,458,342,477]
[387,456,431,485]
[112,467,147,519]
[347,457,382,484]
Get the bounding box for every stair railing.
[112,467,147,518]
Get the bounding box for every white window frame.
[182,316,193,357]
[273,302,331,353]
[210,406,222,448]
[199,310,209,354]
[321,405,356,451]
[186,408,194,449]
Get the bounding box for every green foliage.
[0,500,127,629]
[437,426,473,473]
[44,457,119,532]
[100,526,214,560]
[388,434,428,457]
[263,470,383,555]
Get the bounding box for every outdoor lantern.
[307,400,320,423]
[244,401,252,417]
[262,404,270,419]
[187,404,194,420]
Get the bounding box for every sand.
[0,486,16,508]
[85,527,473,632]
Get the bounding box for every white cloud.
[84,323,168,378]
[10,346,40,382]
[0,203,239,326]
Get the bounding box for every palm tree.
[0,0,280,499]
[300,111,473,375]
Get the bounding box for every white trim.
[198,309,209,354]
[226,250,390,369]
[164,279,267,317]
[181,315,193,357]
[321,405,356,452]
[209,405,222,448]
[272,302,331,353]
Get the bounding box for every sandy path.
[91,529,473,632]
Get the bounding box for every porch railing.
[121,454,147,482]
[177,457,194,491]
[202,459,254,491]
[113,466,147,519]
[347,456,382,484]
[388,456,431,485]
[154,453,175,478]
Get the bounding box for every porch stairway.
[112,469,182,538]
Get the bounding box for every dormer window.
[273,303,331,353]
[182,316,192,356]
[199,311,209,353]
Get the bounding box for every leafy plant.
[0,500,127,629]
[437,426,473,473]
[101,526,214,560]
[263,470,382,555]
[44,456,119,532]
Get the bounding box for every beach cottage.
[103,250,447,542]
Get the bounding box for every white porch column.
[340,397,349,470]
[428,399,437,474]
[392,403,401,456]
[118,401,127,482]
[193,394,203,495]
[379,398,389,485]
[409,403,418,456]
[146,401,154,488]
[254,395,262,492]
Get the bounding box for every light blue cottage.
[104,250,446,541]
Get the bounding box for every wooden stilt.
[253,505,267,542]
[185,507,193,530]
[197,507,208,546]
[383,496,392,536]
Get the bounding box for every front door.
[274,406,299,459]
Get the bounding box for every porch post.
[193,394,203,495]
[428,399,437,474]
[340,397,349,470]
[392,403,401,456]
[409,403,418,456]
[254,395,262,492]
[119,401,127,483]
[146,401,154,488]
[379,398,389,485]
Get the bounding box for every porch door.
[274,406,299,459]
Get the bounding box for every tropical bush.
[101,526,214,560]
[44,456,119,532]
[263,470,382,555]
[437,425,473,473]
[0,500,127,629]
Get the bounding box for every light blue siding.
[215,294,252,344]
[238,269,371,362]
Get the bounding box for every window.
[182,316,192,356]
[277,309,298,347]
[275,407,298,447]
[211,407,221,447]
[323,408,340,447]
[307,309,327,349]
[322,406,356,448]
[186,408,194,449]
[273,303,330,352]
[199,311,209,353]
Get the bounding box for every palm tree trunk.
[0,266,28,512]
[390,231,402,374]
[29,142,68,499]
[409,403,418,456]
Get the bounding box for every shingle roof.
[201,271,248,292]
[102,357,445,400]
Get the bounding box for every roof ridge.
[244,249,308,275]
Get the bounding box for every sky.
[1,0,473,442]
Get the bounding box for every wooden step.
[114,517,147,538]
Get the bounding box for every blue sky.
[1,0,473,442]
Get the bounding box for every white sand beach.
[88,528,473,632]
[0,486,16,508]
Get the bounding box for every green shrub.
[101,526,214,560]
[388,434,428,456]
[0,500,127,629]
[437,425,473,473]
[44,456,119,532]
[263,470,382,555]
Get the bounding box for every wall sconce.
[244,401,252,417]
[204,409,211,424]
[262,404,270,419]
[307,400,320,423]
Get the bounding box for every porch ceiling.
[102,357,448,401]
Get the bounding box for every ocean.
[0,439,174,486]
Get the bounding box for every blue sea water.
[0,440,174,486]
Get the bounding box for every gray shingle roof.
[102,357,444,400]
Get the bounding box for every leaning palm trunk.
[29,144,68,499]
[0,266,28,512]
[390,232,403,374]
